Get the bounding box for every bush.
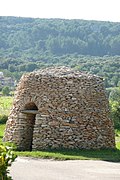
[110,101,120,129]
[0,115,8,124]
[0,144,17,179]
[109,88,120,101]
[2,87,10,96]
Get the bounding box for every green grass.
[0,96,13,115]
[15,148,120,162]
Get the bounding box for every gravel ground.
[9,157,120,180]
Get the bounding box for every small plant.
[0,115,8,124]
[115,129,120,137]
[0,144,17,179]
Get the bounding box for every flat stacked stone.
[3,66,115,150]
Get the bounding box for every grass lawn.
[0,96,13,115]
[15,147,120,162]
[0,124,120,162]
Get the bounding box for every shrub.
[109,88,120,102]
[0,115,8,124]
[110,101,120,129]
[2,87,10,96]
[0,144,17,179]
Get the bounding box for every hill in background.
[0,16,120,88]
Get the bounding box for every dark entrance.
[21,102,38,151]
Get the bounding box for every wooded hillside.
[0,16,120,87]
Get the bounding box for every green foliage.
[0,144,17,179]
[110,101,120,129]
[115,129,120,136]
[116,142,120,149]
[0,115,8,124]
[26,63,38,72]
[109,86,120,129]
[0,124,5,143]
[0,17,120,88]
[2,87,10,96]
[115,130,120,150]
[109,87,120,101]
[0,16,120,57]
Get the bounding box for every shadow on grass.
[16,148,120,162]
[47,148,120,162]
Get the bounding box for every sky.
[0,0,120,22]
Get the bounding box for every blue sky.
[0,0,120,22]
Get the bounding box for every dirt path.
[9,157,120,180]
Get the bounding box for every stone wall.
[3,67,115,150]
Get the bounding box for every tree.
[26,63,38,72]
[2,86,10,96]
[110,101,120,129]
[110,35,120,55]
[109,87,120,102]
[109,86,120,129]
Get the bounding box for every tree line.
[0,16,120,88]
[1,16,120,56]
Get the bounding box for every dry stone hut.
[4,67,115,150]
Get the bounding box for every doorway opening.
[21,102,38,151]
